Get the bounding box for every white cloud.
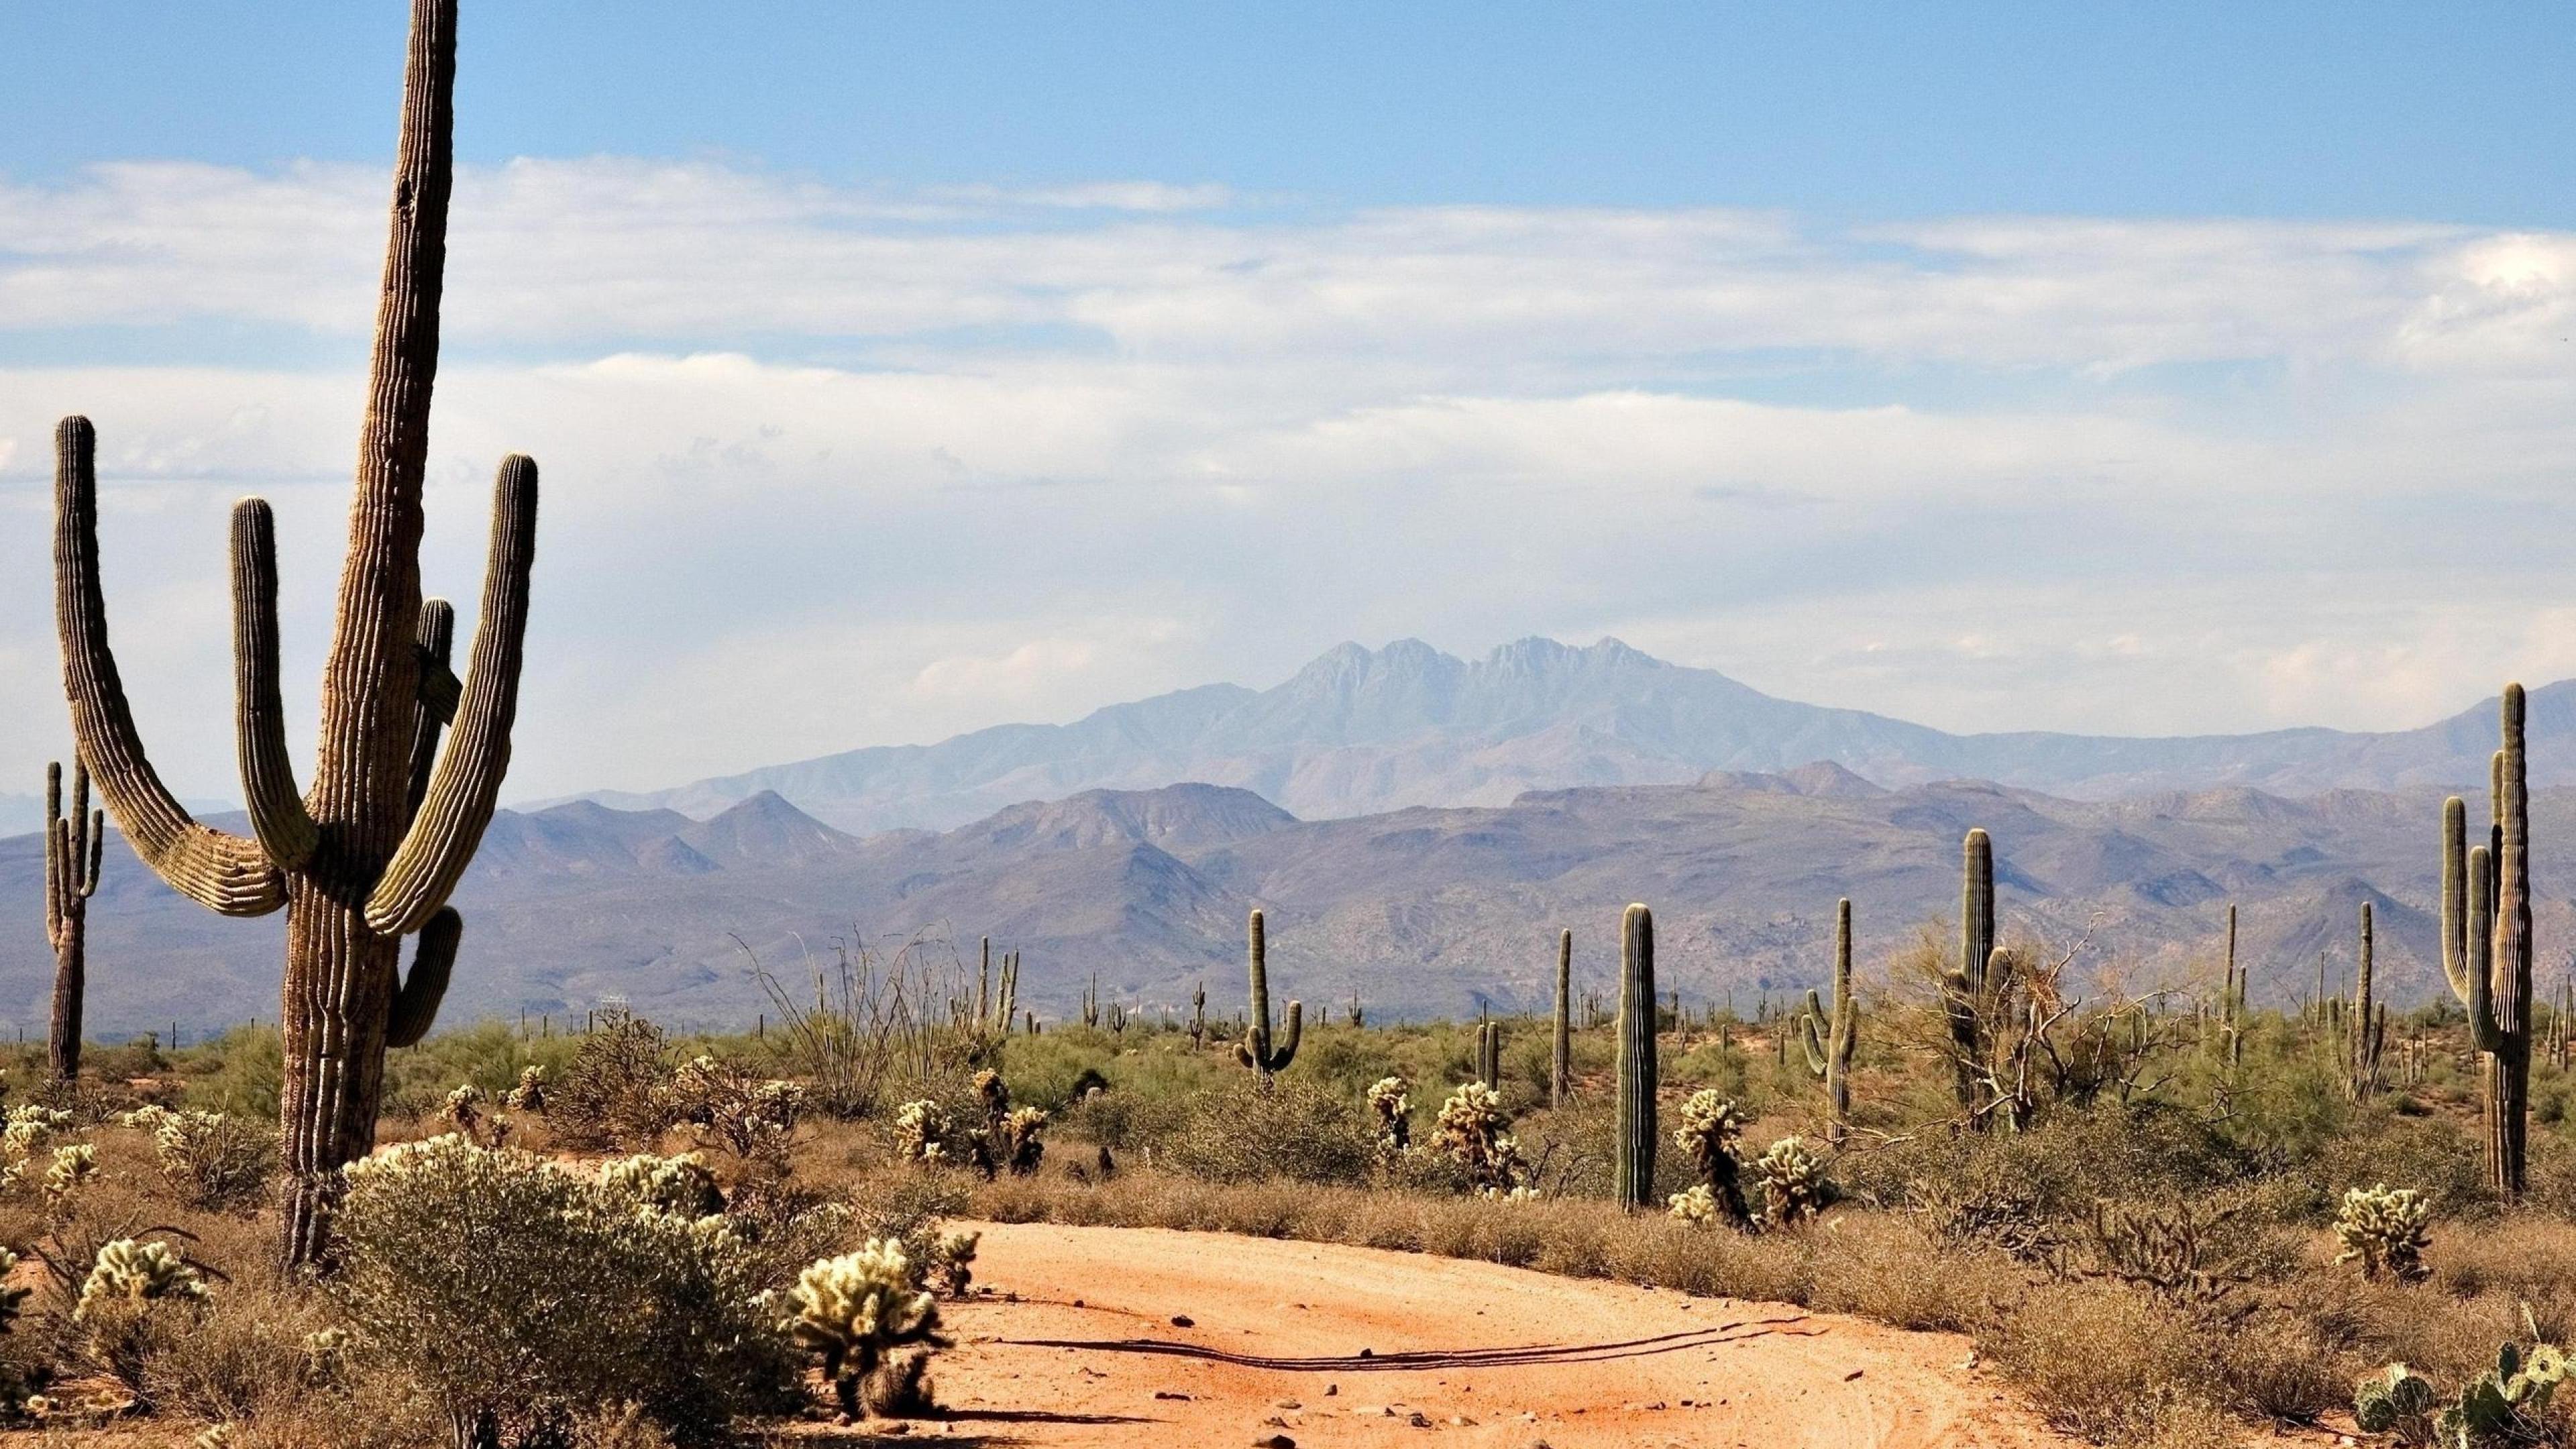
[1,158,2572,800]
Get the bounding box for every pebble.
[1171,1314,1195,1327]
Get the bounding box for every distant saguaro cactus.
[1941,829,2006,1124]
[51,0,536,1265]
[1615,904,1657,1212]
[2220,904,2245,1069]
[1235,910,1301,1078]
[1798,898,1858,1146]
[1550,928,1572,1108]
[42,761,104,1081]
[1476,1019,1501,1090]
[2347,902,2384,1099]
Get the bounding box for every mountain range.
[2,767,2561,1039]
[579,637,2576,835]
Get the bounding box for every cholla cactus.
[892,1100,953,1164]
[971,1069,1008,1119]
[930,1231,979,1297]
[598,1151,727,1218]
[74,1239,206,1322]
[2334,1183,2433,1282]
[439,1084,508,1148]
[785,1240,947,1419]
[0,1250,29,1333]
[996,1106,1048,1177]
[301,1325,350,1383]
[1752,1136,1834,1228]
[193,1426,235,1449]
[1671,1090,1752,1227]
[504,1064,547,1112]
[1668,1183,1719,1226]
[3,1107,70,1159]
[676,1055,804,1163]
[1432,1081,1527,1194]
[43,1144,96,1204]
[1366,1076,1412,1157]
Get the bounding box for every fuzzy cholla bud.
[44,1144,97,1203]
[2334,1183,2433,1282]
[892,1100,953,1164]
[1668,1184,1719,1226]
[74,1238,206,1322]
[1752,1136,1833,1228]
[1432,1081,1527,1193]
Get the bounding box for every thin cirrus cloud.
[0,155,2571,804]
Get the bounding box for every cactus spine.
[1798,898,1858,1146]
[1550,928,1572,1108]
[1942,829,2000,1122]
[42,761,104,1081]
[2348,902,2383,1099]
[50,0,535,1264]
[1235,909,1301,1077]
[1614,903,1657,1212]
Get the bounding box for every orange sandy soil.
[818,1221,2087,1449]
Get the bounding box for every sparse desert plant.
[437,1084,509,1149]
[123,1108,277,1211]
[549,1010,680,1150]
[2337,1183,2434,1283]
[781,1240,949,1419]
[502,1065,547,1113]
[995,1106,1048,1177]
[674,1054,804,1170]
[75,1237,209,1401]
[929,1231,979,1297]
[1431,1081,1528,1195]
[2078,1195,2261,1322]
[1751,1136,1834,1228]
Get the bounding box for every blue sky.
[1,4,2572,808]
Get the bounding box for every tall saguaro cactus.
[2220,904,2245,1069]
[2348,902,2383,1099]
[1614,903,1657,1211]
[1235,909,1301,1078]
[2442,685,2538,1199]
[42,762,104,1081]
[1550,928,1572,1107]
[1943,829,2004,1121]
[1799,898,1858,1146]
[52,0,537,1265]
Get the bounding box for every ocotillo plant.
[2347,902,2384,1099]
[1614,903,1658,1212]
[42,761,104,1081]
[1477,1020,1501,1089]
[1234,909,1301,1079]
[1942,829,2003,1122]
[1798,898,1858,1146]
[2442,684,2538,1198]
[1550,928,1572,1107]
[51,0,536,1265]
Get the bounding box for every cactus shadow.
[998,1312,1819,1373]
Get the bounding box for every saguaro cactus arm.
[383,908,461,1049]
[406,599,457,816]
[54,419,284,918]
[231,499,319,871]
[365,458,539,936]
[2467,846,2500,1052]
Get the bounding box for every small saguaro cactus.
[42,761,105,1081]
[1942,829,2004,1122]
[53,0,539,1264]
[1235,909,1301,1078]
[1476,1019,1501,1090]
[1550,928,1572,1108]
[2443,685,2538,1199]
[2348,902,2385,1099]
[1081,972,1099,1030]
[1614,903,1657,1212]
[1189,979,1206,1049]
[1798,898,1858,1146]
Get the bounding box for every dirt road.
[898,1221,2076,1448]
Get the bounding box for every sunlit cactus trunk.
[1614,904,1656,1211]
[1550,928,1572,1108]
[1235,909,1301,1078]
[43,762,103,1081]
[2440,686,2536,1200]
[1943,829,1996,1124]
[2348,902,2382,1099]
[50,0,536,1267]
[1798,898,1857,1146]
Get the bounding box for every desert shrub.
[596,1152,725,1218]
[74,1237,209,1401]
[1986,1278,2224,1442]
[2334,1183,2433,1282]
[122,1107,278,1212]
[1161,1078,1376,1185]
[547,1013,679,1150]
[330,1134,794,1446]
[503,1065,547,1114]
[2301,1112,2494,1225]
[671,1055,803,1171]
